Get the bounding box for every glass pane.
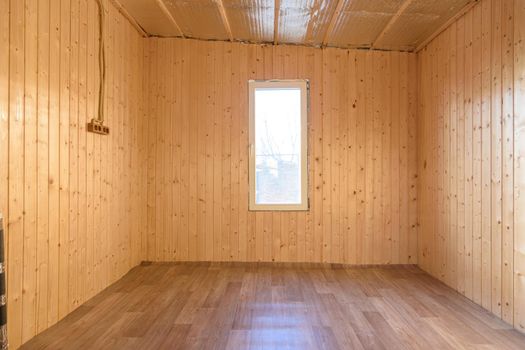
[254,88,302,205]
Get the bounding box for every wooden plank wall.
[417,0,525,333]
[514,0,525,334]
[144,39,419,265]
[0,0,147,348]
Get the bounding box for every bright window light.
[248,80,308,211]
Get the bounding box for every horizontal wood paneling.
[144,39,419,265]
[417,0,525,334]
[0,0,147,348]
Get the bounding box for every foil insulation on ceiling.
[277,0,339,45]
[117,0,477,52]
[373,0,473,50]
[222,0,274,43]
[118,0,182,37]
[326,0,406,48]
[374,13,439,51]
[164,0,229,40]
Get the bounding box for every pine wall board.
[0,0,147,348]
[144,39,419,265]
[417,0,525,334]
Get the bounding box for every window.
[248,80,309,211]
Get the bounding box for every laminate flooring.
[21,263,525,349]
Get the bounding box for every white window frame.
[248,79,309,211]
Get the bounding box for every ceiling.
[117,0,476,52]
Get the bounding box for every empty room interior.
[2,0,525,348]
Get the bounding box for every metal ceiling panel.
[164,0,229,40]
[118,0,181,37]
[222,0,274,43]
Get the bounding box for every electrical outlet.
[87,119,109,135]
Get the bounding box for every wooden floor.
[22,263,525,350]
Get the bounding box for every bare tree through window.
[254,88,301,205]
[249,80,308,211]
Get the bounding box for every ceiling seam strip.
[415,0,480,52]
[215,0,234,41]
[156,0,185,38]
[371,0,414,49]
[274,0,280,45]
[321,0,345,48]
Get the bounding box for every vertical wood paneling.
[1,1,147,348]
[501,0,514,325]
[205,42,215,260]
[513,0,525,334]
[312,47,323,263]
[145,39,419,265]
[48,0,61,327]
[456,16,466,296]
[490,0,502,317]
[57,0,71,321]
[417,0,524,335]
[347,50,357,264]
[449,23,458,288]
[356,51,366,264]
[408,51,417,263]
[9,0,25,345]
[23,0,38,341]
[0,9,8,346]
[472,0,483,306]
